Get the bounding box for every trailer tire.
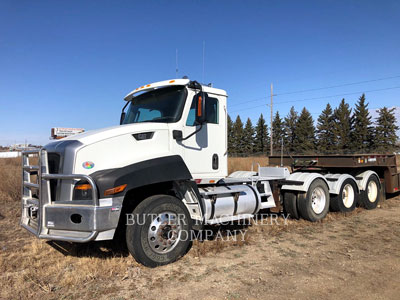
[330,179,357,213]
[359,175,380,210]
[126,194,193,267]
[283,192,300,220]
[298,179,330,222]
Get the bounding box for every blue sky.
[1,0,399,145]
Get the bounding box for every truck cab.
[21,79,235,266]
[121,79,228,182]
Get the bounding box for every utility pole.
[270,83,273,156]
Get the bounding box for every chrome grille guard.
[20,149,99,242]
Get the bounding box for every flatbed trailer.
[269,154,400,194]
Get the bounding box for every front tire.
[330,179,357,212]
[126,194,193,267]
[298,179,330,222]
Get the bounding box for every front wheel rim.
[342,184,355,208]
[148,212,182,254]
[367,180,378,203]
[311,186,326,214]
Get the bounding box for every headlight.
[73,180,93,201]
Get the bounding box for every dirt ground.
[1,195,399,299]
[1,157,400,299]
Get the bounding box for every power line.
[275,75,400,96]
[228,96,267,108]
[228,85,400,113]
[229,104,266,113]
[275,86,400,105]
[228,75,400,107]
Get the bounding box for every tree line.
[228,94,399,155]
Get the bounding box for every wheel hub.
[311,186,326,214]
[342,184,355,208]
[148,212,181,254]
[367,181,378,203]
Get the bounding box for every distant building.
[51,127,85,139]
[9,143,30,151]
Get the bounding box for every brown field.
[228,156,269,174]
[1,157,400,299]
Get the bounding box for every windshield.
[122,86,187,124]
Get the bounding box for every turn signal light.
[197,95,203,116]
[73,181,92,201]
[75,184,92,190]
[104,184,127,196]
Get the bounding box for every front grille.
[47,153,60,201]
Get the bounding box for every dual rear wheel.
[284,179,330,222]
[284,175,381,222]
[359,175,380,210]
[330,179,357,212]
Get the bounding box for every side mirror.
[195,93,206,125]
[120,112,126,125]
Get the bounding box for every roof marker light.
[169,80,175,83]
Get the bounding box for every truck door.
[181,92,227,179]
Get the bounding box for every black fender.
[90,155,192,199]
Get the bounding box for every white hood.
[70,122,172,174]
[63,123,170,146]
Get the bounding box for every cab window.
[186,93,219,126]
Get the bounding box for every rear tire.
[359,175,380,210]
[283,191,300,219]
[330,179,357,212]
[126,194,193,267]
[298,179,330,222]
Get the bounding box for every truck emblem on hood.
[82,161,95,169]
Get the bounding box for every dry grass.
[0,239,139,299]
[0,157,21,202]
[228,156,269,174]
[0,158,22,222]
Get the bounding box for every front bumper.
[21,149,122,243]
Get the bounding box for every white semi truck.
[21,78,388,267]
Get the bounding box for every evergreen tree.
[243,118,255,154]
[254,114,269,154]
[316,103,335,153]
[351,94,373,153]
[374,107,399,152]
[272,111,285,152]
[294,107,316,153]
[232,115,244,154]
[333,99,352,153]
[227,114,234,154]
[283,106,298,152]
